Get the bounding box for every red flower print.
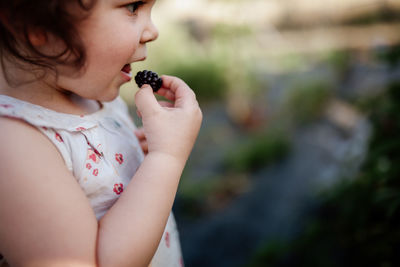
[93,169,99,176]
[115,153,124,165]
[113,183,124,195]
[0,104,13,108]
[86,163,92,170]
[87,148,100,163]
[55,132,63,142]
[76,127,86,131]
[165,232,170,248]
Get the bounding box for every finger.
[159,75,187,94]
[134,85,160,117]
[158,101,174,108]
[159,75,197,108]
[136,109,142,118]
[134,129,145,140]
[140,141,148,154]
[156,88,175,102]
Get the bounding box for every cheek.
[80,16,141,63]
[86,34,139,66]
[90,24,140,51]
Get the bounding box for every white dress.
[0,95,183,267]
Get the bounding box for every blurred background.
[121,0,400,266]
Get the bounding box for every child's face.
[56,0,159,101]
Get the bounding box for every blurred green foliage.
[324,50,352,78]
[210,23,254,40]
[247,81,400,267]
[177,130,291,219]
[285,81,332,124]
[247,241,291,267]
[178,173,250,219]
[374,44,400,69]
[177,174,223,219]
[163,59,228,102]
[223,131,291,173]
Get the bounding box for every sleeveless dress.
[0,95,183,267]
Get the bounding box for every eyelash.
[126,1,145,14]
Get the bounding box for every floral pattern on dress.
[0,104,13,109]
[113,183,124,195]
[165,232,170,248]
[55,132,63,142]
[115,153,124,164]
[0,95,182,267]
[87,148,101,164]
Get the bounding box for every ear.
[28,30,48,46]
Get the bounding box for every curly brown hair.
[0,0,97,77]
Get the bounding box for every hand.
[134,75,202,163]
[134,128,148,155]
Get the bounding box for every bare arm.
[98,76,202,266]
[0,118,99,267]
[98,152,185,266]
[0,76,202,267]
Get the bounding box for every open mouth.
[120,64,132,81]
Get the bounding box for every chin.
[100,90,121,103]
[87,88,119,103]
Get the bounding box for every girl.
[0,0,202,266]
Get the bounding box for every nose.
[141,20,159,44]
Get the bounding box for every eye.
[126,1,145,14]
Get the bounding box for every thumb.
[134,85,160,117]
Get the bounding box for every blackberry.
[134,70,163,92]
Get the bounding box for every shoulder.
[0,117,98,266]
[0,114,39,130]
[0,116,69,188]
[0,116,59,157]
[0,116,47,148]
